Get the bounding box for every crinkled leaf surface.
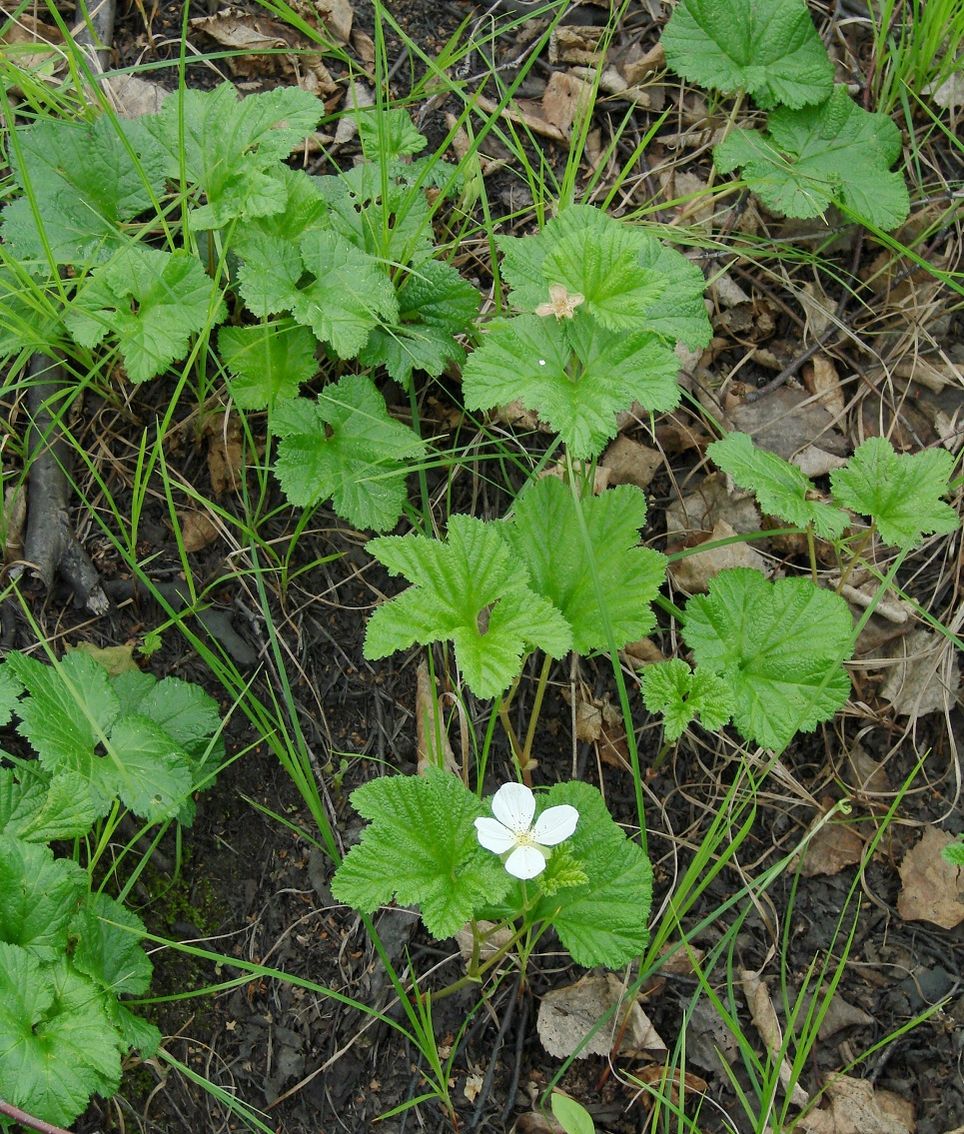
[315,163,435,266]
[331,769,511,939]
[661,0,834,108]
[70,892,152,997]
[0,835,87,960]
[219,320,317,409]
[504,478,666,654]
[0,944,123,1128]
[65,246,224,383]
[830,437,959,548]
[0,769,98,843]
[533,781,652,968]
[1,115,167,264]
[0,664,21,726]
[146,83,322,229]
[709,431,849,538]
[635,238,713,350]
[641,660,735,742]
[105,714,194,824]
[715,86,909,228]
[683,569,853,750]
[270,373,426,532]
[292,230,399,358]
[462,313,680,459]
[499,206,663,327]
[234,230,304,317]
[359,259,478,386]
[356,108,428,162]
[365,514,573,698]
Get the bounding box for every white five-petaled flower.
[474,782,579,880]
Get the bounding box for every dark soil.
[4,1,963,1132]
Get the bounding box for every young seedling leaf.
[356,107,428,162]
[270,373,426,532]
[70,892,152,997]
[533,781,652,968]
[640,660,734,742]
[359,259,479,386]
[1,115,167,264]
[364,514,573,699]
[462,313,680,459]
[682,569,853,751]
[709,431,849,538]
[219,320,318,409]
[661,0,834,109]
[0,944,124,1128]
[66,246,225,383]
[714,86,910,228]
[146,83,323,229]
[552,1093,596,1134]
[331,769,511,940]
[504,478,666,654]
[0,834,87,960]
[830,436,959,548]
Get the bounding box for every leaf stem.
[520,653,554,774]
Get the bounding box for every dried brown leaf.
[801,1074,914,1134]
[601,435,662,490]
[803,353,846,419]
[415,659,457,775]
[897,827,964,930]
[541,71,593,135]
[669,519,768,593]
[67,642,138,677]
[178,510,220,553]
[880,628,960,719]
[742,970,809,1108]
[204,412,244,496]
[549,25,604,65]
[796,806,864,878]
[538,973,665,1060]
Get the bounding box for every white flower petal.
[505,844,547,879]
[474,817,517,854]
[533,804,579,846]
[490,782,535,834]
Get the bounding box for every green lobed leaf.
[364,513,573,699]
[714,86,910,229]
[682,569,853,751]
[533,781,652,969]
[70,892,152,997]
[503,478,666,655]
[219,319,318,409]
[331,769,511,940]
[640,660,735,742]
[270,373,426,532]
[234,230,304,318]
[105,714,195,823]
[0,664,21,726]
[708,431,849,539]
[0,267,67,356]
[0,944,123,1128]
[0,769,99,843]
[635,239,713,350]
[661,0,834,109]
[65,245,225,383]
[315,163,435,266]
[7,651,120,811]
[830,436,960,549]
[146,83,323,229]
[356,108,428,162]
[292,230,399,358]
[359,259,479,386]
[0,834,87,960]
[463,311,680,459]
[1,115,168,264]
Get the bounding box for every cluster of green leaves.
[463,204,712,458]
[641,432,959,750]
[364,476,666,699]
[1,88,477,532]
[661,0,910,227]
[330,769,652,969]
[0,650,225,1127]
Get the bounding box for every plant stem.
[520,653,553,775]
[0,1098,73,1134]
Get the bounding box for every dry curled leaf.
[537,972,664,1060]
[669,518,768,593]
[601,435,662,490]
[880,628,961,720]
[795,801,864,878]
[742,970,809,1109]
[801,1073,914,1134]
[897,826,964,930]
[415,659,457,775]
